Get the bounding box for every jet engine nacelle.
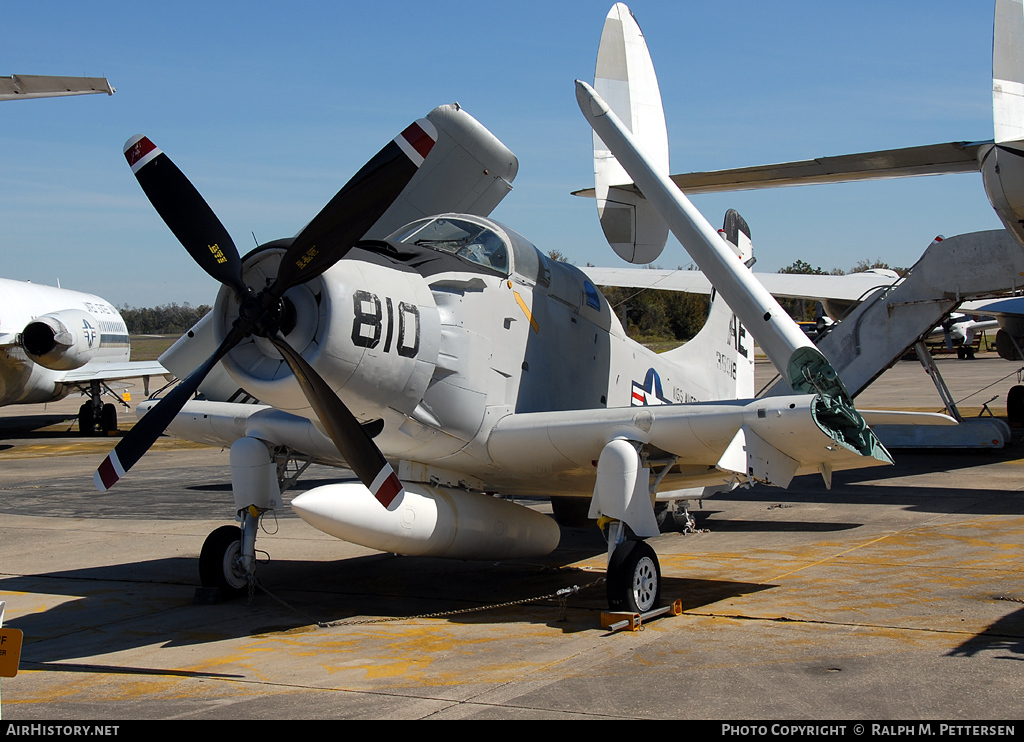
[21,309,102,370]
[290,482,562,560]
[980,143,1024,245]
[214,244,441,424]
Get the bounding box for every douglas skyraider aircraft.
[94,28,897,616]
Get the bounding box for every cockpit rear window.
[389,217,509,275]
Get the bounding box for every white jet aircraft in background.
[1,71,168,432]
[0,278,168,433]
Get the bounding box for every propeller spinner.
[95,120,439,508]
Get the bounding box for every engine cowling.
[213,244,441,425]
[22,309,102,370]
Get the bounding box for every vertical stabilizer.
[593,3,669,264]
[994,0,1024,144]
[662,212,755,402]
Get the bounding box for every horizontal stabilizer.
[582,265,897,305]
[574,141,984,198]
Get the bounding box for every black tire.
[101,403,117,433]
[606,539,661,613]
[199,525,249,598]
[1008,385,1024,427]
[78,403,95,436]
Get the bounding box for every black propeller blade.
[269,333,403,507]
[123,135,248,298]
[98,118,438,498]
[94,326,244,491]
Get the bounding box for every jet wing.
[59,360,171,385]
[573,141,985,198]
[963,295,1024,317]
[0,74,114,101]
[582,265,897,304]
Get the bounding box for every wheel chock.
[601,599,683,632]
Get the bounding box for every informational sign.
[0,628,23,678]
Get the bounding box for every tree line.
[118,256,904,340]
[120,303,211,335]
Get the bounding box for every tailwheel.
[607,539,661,613]
[199,525,250,598]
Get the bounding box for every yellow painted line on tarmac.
[0,438,213,459]
[765,532,904,583]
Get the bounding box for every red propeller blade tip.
[94,450,125,491]
[123,135,160,173]
[370,463,404,508]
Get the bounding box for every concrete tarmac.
[0,355,1022,720]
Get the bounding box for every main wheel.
[199,525,249,598]
[606,539,661,613]
[101,403,118,433]
[78,403,95,436]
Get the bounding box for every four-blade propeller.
[96,120,439,509]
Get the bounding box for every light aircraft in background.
[579,1,1024,360]
[91,79,904,612]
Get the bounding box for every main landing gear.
[600,514,662,613]
[199,507,262,599]
[592,439,665,613]
[199,524,250,598]
[77,380,124,435]
[198,438,296,600]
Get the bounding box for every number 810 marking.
[351,290,420,358]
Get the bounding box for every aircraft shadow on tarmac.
[0,414,79,439]
[948,606,1024,661]
[719,476,1024,517]
[0,536,773,665]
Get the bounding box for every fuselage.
[202,214,749,495]
[0,277,131,405]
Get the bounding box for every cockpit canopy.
[388,215,511,275]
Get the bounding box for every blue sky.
[1,1,1001,308]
